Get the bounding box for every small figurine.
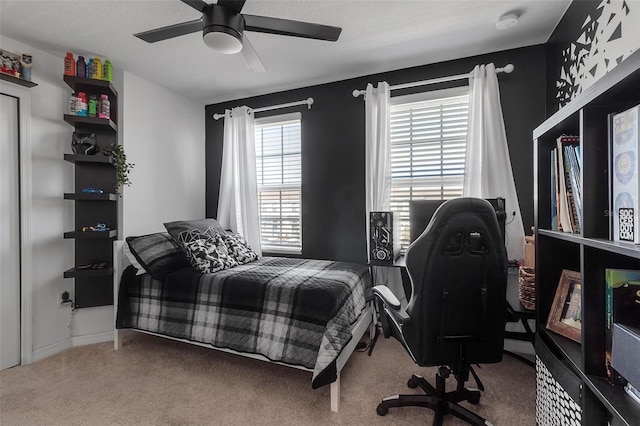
[20,54,32,81]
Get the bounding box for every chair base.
[376,370,494,426]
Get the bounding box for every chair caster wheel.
[376,404,388,416]
[468,394,480,405]
[407,377,418,389]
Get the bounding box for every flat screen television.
[409,198,506,244]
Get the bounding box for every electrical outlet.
[59,291,71,306]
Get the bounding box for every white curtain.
[365,82,391,258]
[365,81,391,213]
[463,63,525,261]
[216,106,262,255]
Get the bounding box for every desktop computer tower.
[370,211,400,264]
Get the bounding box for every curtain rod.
[212,97,314,120]
[351,64,514,98]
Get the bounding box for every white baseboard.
[32,338,72,362]
[72,330,114,347]
[30,331,114,363]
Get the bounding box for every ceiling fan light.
[203,28,243,54]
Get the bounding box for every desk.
[505,267,535,342]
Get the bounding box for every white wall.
[119,71,205,237]
[1,36,76,355]
[0,36,205,361]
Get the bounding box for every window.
[390,86,470,250]
[254,113,302,254]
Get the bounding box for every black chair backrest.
[403,198,508,367]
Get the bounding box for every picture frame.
[546,269,582,343]
[0,48,23,78]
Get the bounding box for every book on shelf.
[605,268,640,385]
[612,104,640,243]
[553,135,581,233]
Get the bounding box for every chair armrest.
[373,285,410,327]
[373,285,401,308]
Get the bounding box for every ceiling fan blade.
[243,15,341,42]
[180,0,209,13]
[217,0,247,14]
[241,35,266,73]
[134,19,203,43]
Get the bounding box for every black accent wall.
[546,0,601,113]
[206,45,546,264]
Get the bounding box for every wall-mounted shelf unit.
[63,267,114,279]
[63,75,119,309]
[63,114,117,131]
[0,72,37,88]
[64,193,118,201]
[63,153,114,165]
[533,50,640,426]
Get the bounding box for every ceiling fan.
[134,0,342,73]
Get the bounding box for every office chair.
[373,197,508,426]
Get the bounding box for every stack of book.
[551,135,581,233]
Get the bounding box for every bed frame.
[112,240,375,413]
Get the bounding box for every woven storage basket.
[518,266,536,310]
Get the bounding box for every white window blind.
[390,87,470,250]
[254,113,302,254]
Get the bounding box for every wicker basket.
[518,266,536,311]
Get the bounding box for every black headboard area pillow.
[409,198,506,244]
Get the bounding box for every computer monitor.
[409,198,506,243]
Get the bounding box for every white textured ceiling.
[0,0,571,104]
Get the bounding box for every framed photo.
[0,48,23,78]
[546,269,582,343]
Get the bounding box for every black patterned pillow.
[222,233,259,265]
[182,232,237,274]
[164,218,226,254]
[125,232,189,280]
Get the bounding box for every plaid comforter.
[116,257,371,388]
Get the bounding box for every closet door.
[0,93,21,370]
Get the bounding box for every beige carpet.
[1,331,535,425]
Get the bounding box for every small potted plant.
[103,143,134,194]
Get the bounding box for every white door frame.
[1,82,34,365]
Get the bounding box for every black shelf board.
[538,229,583,244]
[63,74,117,98]
[540,329,583,371]
[586,376,640,426]
[1,72,38,87]
[541,328,640,425]
[538,229,640,259]
[63,153,114,165]
[63,114,117,131]
[64,229,117,239]
[534,50,640,139]
[64,266,113,279]
[64,192,117,201]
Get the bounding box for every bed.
[112,231,374,413]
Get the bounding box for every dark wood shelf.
[1,72,37,87]
[586,376,640,426]
[538,230,640,259]
[64,229,117,239]
[63,114,117,131]
[63,154,114,165]
[63,75,117,98]
[64,266,113,279]
[533,48,640,425]
[64,192,117,201]
[540,329,583,371]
